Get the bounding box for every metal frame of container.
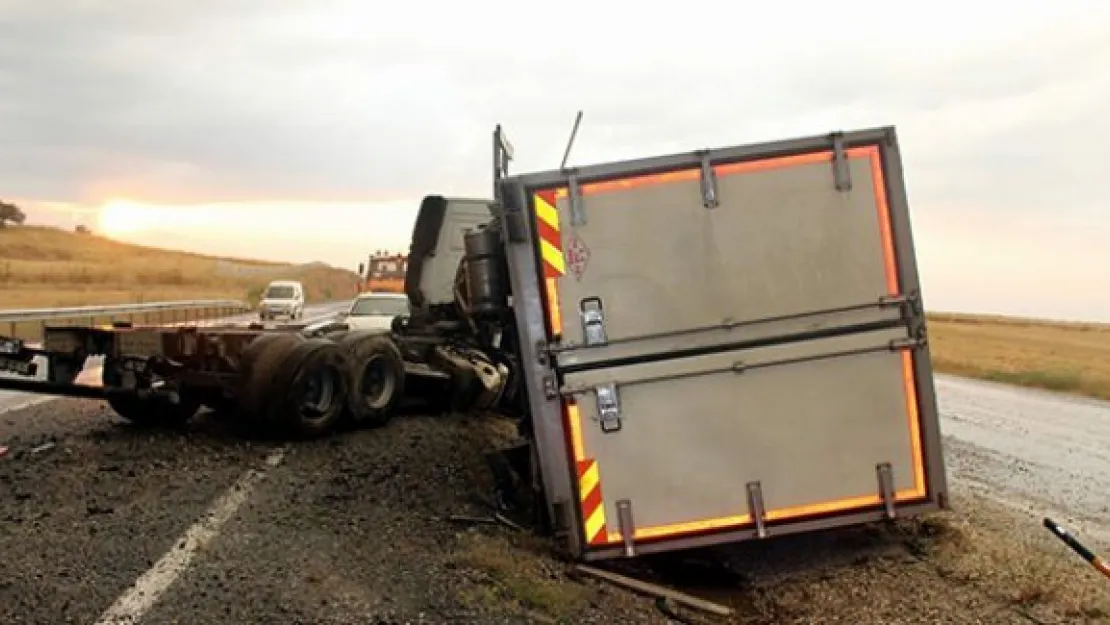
[497,126,948,560]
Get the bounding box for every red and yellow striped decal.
[533,190,566,278]
[533,189,566,336]
[577,457,608,546]
[534,191,603,546]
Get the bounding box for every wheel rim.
[360,355,395,410]
[299,366,338,422]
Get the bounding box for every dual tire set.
[107,330,407,439]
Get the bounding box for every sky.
[1,1,1109,320]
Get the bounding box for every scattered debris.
[656,597,699,624]
[573,563,734,618]
[447,514,499,526]
[445,512,525,533]
[1043,517,1110,581]
[30,442,55,455]
[493,512,524,532]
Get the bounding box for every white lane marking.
[93,446,289,625]
[0,395,54,416]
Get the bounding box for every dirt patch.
[579,494,1110,624]
[399,411,1110,624]
[450,532,591,620]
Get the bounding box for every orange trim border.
[533,144,929,547]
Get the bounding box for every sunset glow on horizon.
[74,196,426,268]
[94,197,422,236]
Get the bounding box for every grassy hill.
[0,225,361,309]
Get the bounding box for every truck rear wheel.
[338,331,404,428]
[236,333,305,428]
[266,338,350,439]
[107,393,201,428]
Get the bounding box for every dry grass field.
[928,312,1110,400]
[0,225,361,310]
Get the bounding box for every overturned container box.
[497,126,948,560]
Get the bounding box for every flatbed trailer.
[0,123,948,562]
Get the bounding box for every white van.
[258,280,305,321]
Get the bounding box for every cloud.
[1,0,1109,319]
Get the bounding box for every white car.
[339,292,411,331]
[259,280,305,321]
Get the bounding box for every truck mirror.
[358,262,365,275]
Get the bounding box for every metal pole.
[560,110,584,171]
[1044,517,1110,581]
[492,125,501,203]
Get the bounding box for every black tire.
[266,338,350,439]
[236,333,305,428]
[338,331,405,428]
[107,393,201,428]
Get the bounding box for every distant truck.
[0,124,947,562]
[358,252,408,294]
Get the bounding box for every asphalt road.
[0,301,352,415]
[1,358,1108,622]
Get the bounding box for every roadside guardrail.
[0,300,253,342]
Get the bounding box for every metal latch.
[595,383,622,433]
[542,375,558,400]
[579,297,608,346]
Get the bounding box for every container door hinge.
[542,374,558,400]
[699,150,719,209]
[907,289,923,315]
[595,383,622,433]
[831,131,852,192]
[746,481,768,538]
[876,462,896,519]
[616,499,637,557]
[535,340,550,366]
[579,296,608,346]
[889,337,924,351]
[568,174,586,226]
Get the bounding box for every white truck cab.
[259,280,305,321]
